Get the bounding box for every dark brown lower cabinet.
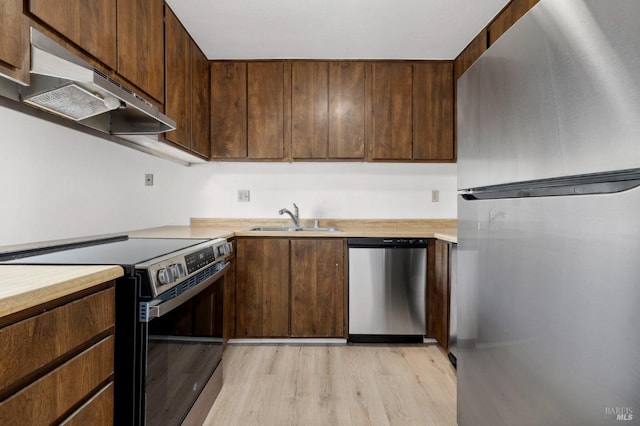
[235,238,290,337]
[427,239,451,350]
[0,284,116,425]
[290,239,345,337]
[234,237,346,339]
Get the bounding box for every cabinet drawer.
[0,336,114,425]
[0,287,115,395]
[61,382,114,426]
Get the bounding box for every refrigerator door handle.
[461,168,640,200]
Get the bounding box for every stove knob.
[170,263,186,278]
[157,267,175,285]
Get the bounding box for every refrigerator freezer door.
[457,188,640,426]
[457,0,640,190]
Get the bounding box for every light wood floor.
[202,344,457,425]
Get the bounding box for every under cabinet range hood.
[22,28,176,135]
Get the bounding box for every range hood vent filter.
[23,82,118,121]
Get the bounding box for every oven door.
[140,262,227,426]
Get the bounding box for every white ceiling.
[166,0,510,60]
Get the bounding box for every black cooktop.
[3,237,209,266]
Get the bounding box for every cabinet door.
[329,62,366,159]
[290,239,345,337]
[116,0,164,103]
[164,6,191,149]
[191,41,211,158]
[29,0,117,70]
[247,62,285,159]
[0,0,29,83]
[236,238,290,337]
[292,62,329,159]
[211,62,248,158]
[413,62,454,161]
[369,62,413,160]
[429,239,450,349]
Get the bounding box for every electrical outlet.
[238,189,250,202]
[432,190,439,203]
[145,174,154,186]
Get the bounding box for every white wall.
[0,104,457,246]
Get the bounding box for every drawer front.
[0,336,114,425]
[61,382,114,426]
[0,287,115,395]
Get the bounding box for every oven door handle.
[140,262,228,322]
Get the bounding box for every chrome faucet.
[279,203,300,228]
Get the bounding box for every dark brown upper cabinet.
[211,60,453,163]
[328,62,366,159]
[0,0,30,84]
[247,62,287,159]
[164,7,190,149]
[164,6,210,158]
[28,0,166,104]
[211,62,248,158]
[116,0,165,103]
[413,62,455,161]
[369,62,413,160]
[191,41,211,158]
[211,62,288,160]
[29,0,118,70]
[291,61,366,160]
[291,61,329,159]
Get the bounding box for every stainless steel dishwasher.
[348,238,427,343]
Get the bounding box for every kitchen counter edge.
[0,265,124,319]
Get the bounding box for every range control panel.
[143,238,233,297]
[185,246,216,274]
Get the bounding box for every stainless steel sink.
[247,226,340,232]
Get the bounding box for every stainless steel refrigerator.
[457,0,640,425]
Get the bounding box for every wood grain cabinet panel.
[164,6,210,158]
[428,240,450,350]
[247,62,286,159]
[369,62,413,160]
[211,62,248,158]
[455,29,488,80]
[290,239,345,337]
[329,62,366,159]
[29,0,117,70]
[164,6,191,149]
[0,287,115,396]
[116,0,165,103]
[191,41,211,157]
[61,382,114,426]
[292,62,329,159]
[0,0,29,83]
[413,62,454,161]
[236,238,290,337]
[488,0,540,45]
[0,336,114,425]
[291,61,366,160]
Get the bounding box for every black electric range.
[1,235,233,425]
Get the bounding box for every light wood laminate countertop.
[0,265,123,318]
[130,218,457,242]
[0,218,455,319]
